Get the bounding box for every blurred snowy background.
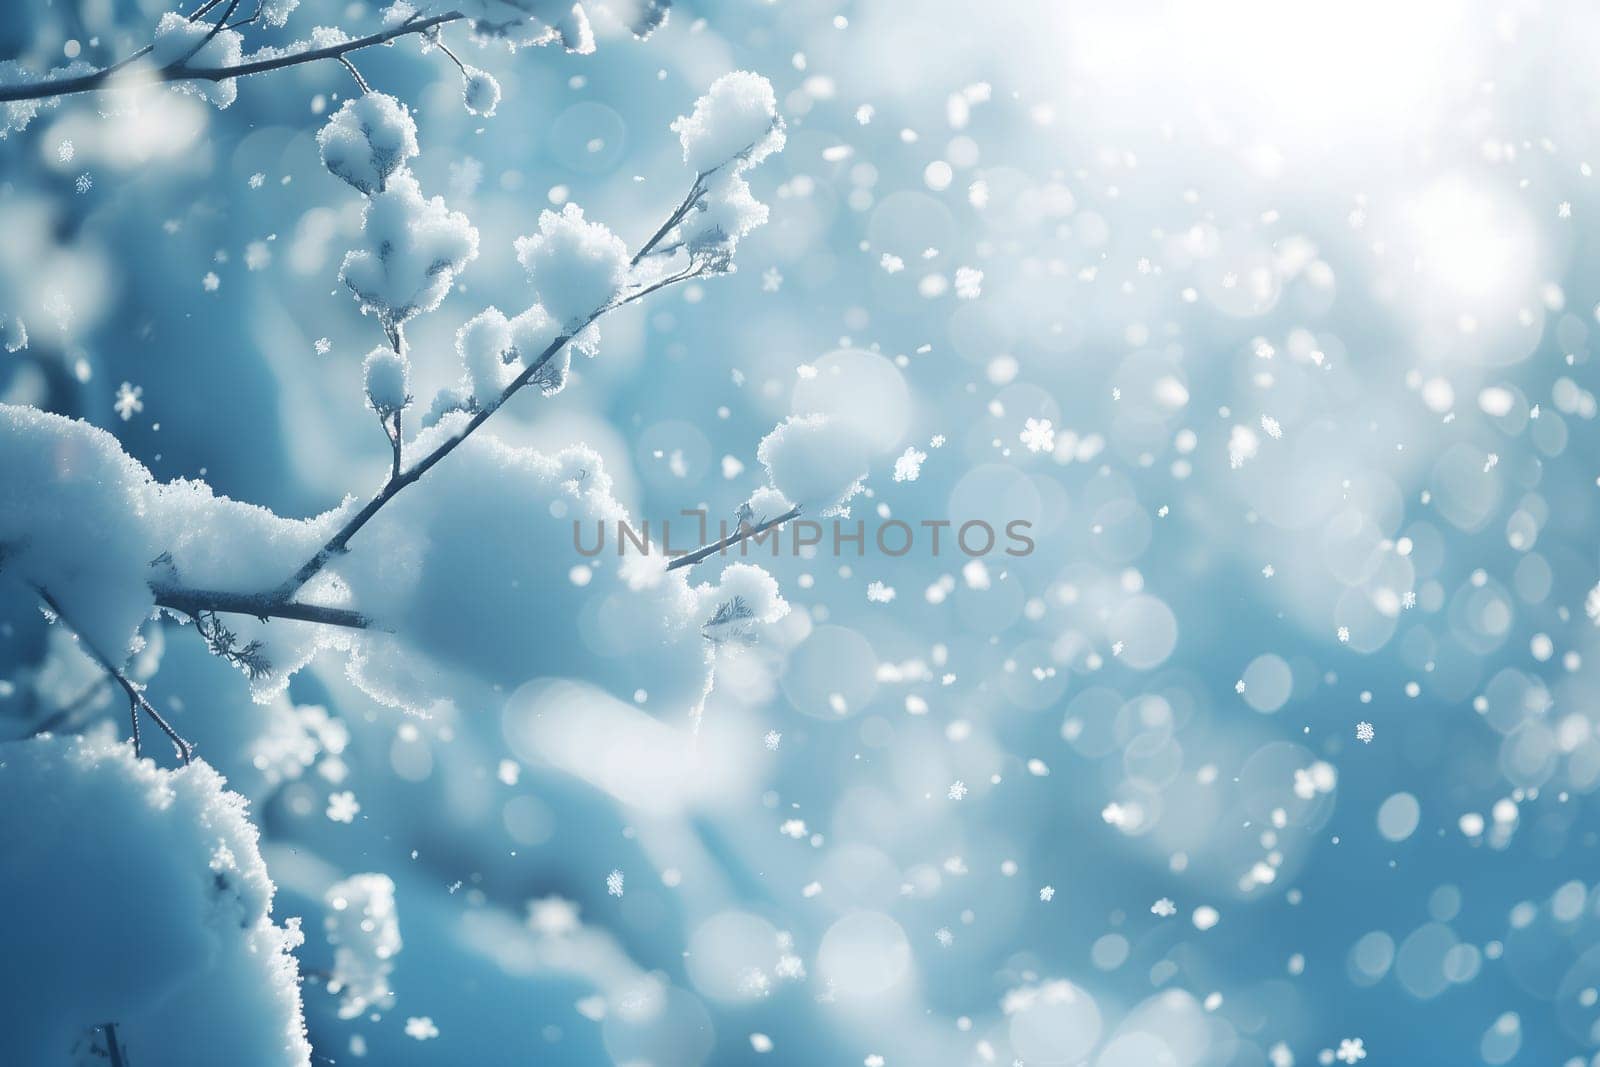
[5,0,1600,1064]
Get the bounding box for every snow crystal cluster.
[324,873,402,1019]
[0,734,309,1066]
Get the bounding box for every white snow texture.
[0,734,309,1066]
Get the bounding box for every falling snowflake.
[326,791,360,823]
[404,1017,439,1041]
[202,271,220,292]
[113,382,144,422]
[954,266,983,299]
[1229,424,1259,469]
[1262,564,1275,578]
[1020,417,1055,453]
[248,171,266,188]
[1260,414,1283,439]
[74,172,93,195]
[880,253,905,274]
[57,139,74,163]
[934,927,953,947]
[1151,897,1177,917]
[1336,1037,1367,1064]
[606,869,625,897]
[947,780,967,800]
[893,446,927,482]
[764,730,782,751]
[762,267,784,292]
[1235,679,1246,694]
[1356,721,1374,744]
[867,581,896,604]
[314,337,331,356]
[1039,885,1055,901]
[1337,626,1350,644]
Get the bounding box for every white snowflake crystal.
[1151,897,1177,917]
[1356,721,1374,744]
[893,446,927,482]
[947,780,967,800]
[1336,1037,1367,1064]
[1020,417,1055,454]
[1039,885,1055,902]
[404,1017,439,1041]
[326,791,360,823]
[606,869,625,897]
[113,382,143,422]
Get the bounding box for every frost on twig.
[193,610,271,681]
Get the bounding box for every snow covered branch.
[0,12,464,106]
[1,69,790,753]
[151,586,375,630]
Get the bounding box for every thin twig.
[429,28,468,75]
[26,678,113,739]
[152,586,376,628]
[182,0,244,64]
[0,12,463,104]
[390,408,403,481]
[337,55,370,94]
[104,1023,127,1067]
[31,585,193,765]
[666,507,802,571]
[631,173,708,266]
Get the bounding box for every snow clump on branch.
[339,171,478,333]
[755,414,870,516]
[316,93,419,196]
[514,203,631,332]
[150,11,244,109]
[670,71,787,269]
